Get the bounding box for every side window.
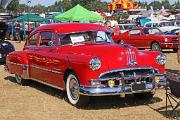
[39,31,56,46]
[129,30,141,35]
[119,25,123,30]
[145,23,152,27]
[153,23,159,27]
[57,33,72,45]
[29,33,38,45]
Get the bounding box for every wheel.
[118,40,124,44]
[15,74,27,85]
[134,92,154,99]
[65,72,89,107]
[173,48,178,53]
[151,42,161,51]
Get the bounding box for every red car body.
[113,27,179,51]
[6,23,166,106]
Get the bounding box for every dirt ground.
[0,40,179,120]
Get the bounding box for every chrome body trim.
[30,78,64,90]
[31,65,63,74]
[161,43,178,45]
[6,61,63,75]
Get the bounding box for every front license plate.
[132,83,146,91]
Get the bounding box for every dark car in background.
[0,21,15,62]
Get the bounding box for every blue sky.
[19,0,178,6]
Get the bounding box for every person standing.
[113,23,120,36]
[104,21,114,33]
[15,22,21,43]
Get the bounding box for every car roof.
[32,23,109,34]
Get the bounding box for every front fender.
[137,50,165,74]
[67,54,109,85]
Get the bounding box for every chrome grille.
[126,47,137,66]
[99,67,157,86]
[100,68,157,79]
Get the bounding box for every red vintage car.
[113,27,179,52]
[5,23,166,107]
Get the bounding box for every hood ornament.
[126,47,137,66]
[128,61,137,66]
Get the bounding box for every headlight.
[89,57,101,71]
[164,38,168,42]
[156,53,166,65]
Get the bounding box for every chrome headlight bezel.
[156,53,166,65]
[89,57,101,71]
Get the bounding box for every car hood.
[59,43,142,70]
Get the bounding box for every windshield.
[57,31,112,45]
[124,24,136,30]
[143,28,164,35]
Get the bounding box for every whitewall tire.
[65,72,89,107]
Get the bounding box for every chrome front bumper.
[79,83,155,97]
[79,74,166,97]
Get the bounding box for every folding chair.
[166,71,180,118]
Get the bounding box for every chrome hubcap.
[69,78,79,100]
[152,43,160,51]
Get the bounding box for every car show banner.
[0,0,12,9]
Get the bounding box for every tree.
[32,4,46,13]
[174,0,180,9]
[17,4,28,13]
[6,0,19,15]
[162,0,172,9]
[147,1,161,10]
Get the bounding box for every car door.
[24,32,42,80]
[30,30,65,89]
[128,29,143,47]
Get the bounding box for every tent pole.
[23,21,26,41]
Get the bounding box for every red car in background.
[5,23,166,107]
[113,27,179,52]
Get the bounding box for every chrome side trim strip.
[31,78,64,91]
[6,61,29,67]
[31,65,63,74]
[6,61,63,75]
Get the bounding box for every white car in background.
[144,21,179,33]
[118,24,136,33]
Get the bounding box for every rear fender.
[6,51,29,79]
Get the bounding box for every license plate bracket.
[132,82,146,91]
